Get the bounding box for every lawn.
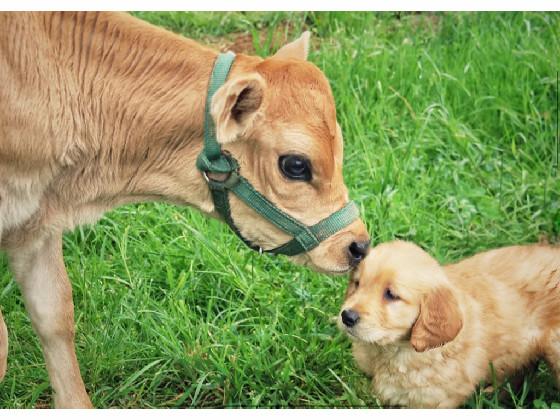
[0,11,559,408]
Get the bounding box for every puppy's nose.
[348,240,370,266]
[341,309,360,327]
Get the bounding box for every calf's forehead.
[256,59,341,176]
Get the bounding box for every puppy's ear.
[211,74,265,144]
[273,31,311,61]
[410,287,463,352]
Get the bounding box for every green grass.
[1,11,559,408]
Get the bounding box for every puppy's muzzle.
[341,309,360,327]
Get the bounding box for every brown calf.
[0,12,369,407]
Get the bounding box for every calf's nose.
[348,240,369,266]
[341,309,360,327]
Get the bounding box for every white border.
[2,408,560,418]
[2,1,560,11]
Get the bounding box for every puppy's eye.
[383,287,400,301]
[279,155,312,181]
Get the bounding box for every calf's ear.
[211,74,265,145]
[410,286,463,352]
[273,31,311,61]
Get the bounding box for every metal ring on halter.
[203,170,235,184]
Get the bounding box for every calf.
[0,12,369,407]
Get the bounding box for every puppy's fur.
[339,240,560,408]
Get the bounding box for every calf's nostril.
[348,240,370,265]
[341,309,360,327]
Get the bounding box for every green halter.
[196,51,360,256]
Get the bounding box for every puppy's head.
[338,240,463,352]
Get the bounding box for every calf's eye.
[279,155,312,181]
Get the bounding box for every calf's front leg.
[0,309,7,381]
[0,227,6,381]
[8,233,92,408]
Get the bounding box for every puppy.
[339,240,560,408]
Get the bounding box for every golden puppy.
[339,240,560,408]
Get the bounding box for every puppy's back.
[446,243,560,332]
[449,244,559,288]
